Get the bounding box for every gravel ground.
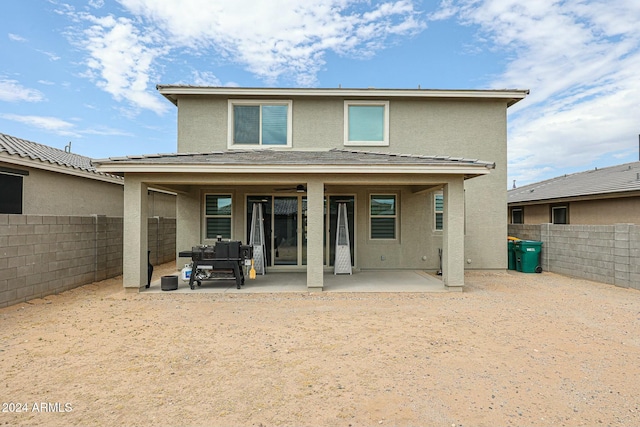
[1,264,639,427]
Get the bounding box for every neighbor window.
[344,101,389,146]
[228,100,292,147]
[0,171,25,214]
[434,192,444,231]
[205,195,232,239]
[511,208,524,224]
[552,205,568,224]
[370,194,397,239]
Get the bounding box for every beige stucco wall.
[170,180,467,272]
[512,197,640,225]
[20,166,125,216]
[172,96,510,270]
[571,198,640,224]
[2,162,176,218]
[516,204,549,225]
[147,191,177,218]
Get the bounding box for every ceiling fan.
[275,184,306,193]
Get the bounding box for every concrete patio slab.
[142,270,445,293]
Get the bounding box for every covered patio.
[93,149,495,292]
[144,269,446,293]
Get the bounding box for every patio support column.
[123,174,148,292]
[306,178,324,291]
[443,177,465,291]
[176,188,200,269]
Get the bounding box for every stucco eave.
[508,189,640,206]
[156,86,529,107]
[94,163,492,178]
[0,153,124,185]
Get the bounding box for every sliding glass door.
[273,196,298,265]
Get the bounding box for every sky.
[1,0,639,187]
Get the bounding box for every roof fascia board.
[508,190,640,206]
[0,153,123,185]
[94,163,492,176]
[157,86,529,107]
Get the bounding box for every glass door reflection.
[274,197,298,265]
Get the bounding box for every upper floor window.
[344,100,389,146]
[228,100,292,148]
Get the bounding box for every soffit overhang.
[156,85,529,108]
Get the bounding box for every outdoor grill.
[179,241,253,290]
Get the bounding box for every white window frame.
[434,191,444,231]
[344,100,390,146]
[227,99,293,148]
[204,194,233,240]
[369,193,398,240]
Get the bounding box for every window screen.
[370,195,396,239]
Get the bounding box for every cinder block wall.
[509,223,639,290]
[0,214,176,308]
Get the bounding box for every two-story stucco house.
[93,86,527,292]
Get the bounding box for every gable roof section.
[156,86,529,108]
[508,161,640,204]
[0,132,122,183]
[93,148,496,178]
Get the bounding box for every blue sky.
[2,0,639,187]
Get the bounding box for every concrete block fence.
[0,214,176,308]
[509,223,640,290]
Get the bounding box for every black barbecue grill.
[179,241,253,290]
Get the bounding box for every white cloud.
[0,114,78,136]
[190,71,221,87]
[8,33,27,42]
[67,0,425,110]
[76,13,168,114]
[431,0,640,185]
[0,79,46,102]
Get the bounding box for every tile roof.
[0,132,121,180]
[93,148,496,168]
[508,161,640,203]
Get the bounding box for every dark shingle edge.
[0,132,122,180]
[508,161,640,202]
[92,148,495,168]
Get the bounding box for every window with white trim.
[434,192,443,231]
[205,195,232,239]
[370,194,397,239]
[228,100,292,148]
[344,100,389,146]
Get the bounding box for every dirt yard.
[1,264,639,427]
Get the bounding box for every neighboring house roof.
[93,148,496,178]
[508,161,640,204]
[0,132,122,183]
[156,85,529,107]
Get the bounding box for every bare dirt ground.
[1,264,640,427]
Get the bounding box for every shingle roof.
[0,132,121,180]
[93,148,496,168]
[508,161,640,203]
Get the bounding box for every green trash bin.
[507,240,516,270]
[514,240,543,273]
